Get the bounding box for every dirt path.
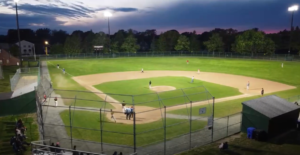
[72,71,295,125]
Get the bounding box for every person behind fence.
[125,107,132,120]
[129,106,134,120]
[50,143,55,152]
[43,94,47,102]
[54,97,58,107]
[219,141,228,150]
[111,109,116,123]
[119,152,123,155]
[113,151,118,155]
[73,145,79,155]
[55,142,65,153]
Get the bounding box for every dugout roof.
[242,95,299,119]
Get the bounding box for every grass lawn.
[94,77,241,107]
[48,57,300,86]
[0,114,39,155]
[180,132,300,155]
[47,62,113,109]
[0,66,19,93]
[60,110,207,146]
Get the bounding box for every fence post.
[133,111,136,153]
[69,106,73,148]
[164,106,167,155]
[189,101,192,149]
[211,97,215,142]
[100,109,104,154]
[227,116,229,136]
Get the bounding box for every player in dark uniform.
[261,88,264,96]
[149,81,152,89]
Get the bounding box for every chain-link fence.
[33,51,300,61]
[33,74,245,155]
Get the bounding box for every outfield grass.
[0,66,19,93]
[0,114,39,155]
[48,57,300,86]
[94,77,241,107]
[60,110,206,146]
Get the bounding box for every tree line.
[0,26,300,55]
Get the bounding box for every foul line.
[47,61,75,77]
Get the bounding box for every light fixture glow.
[288,5,299,12]
[14,0,19,3]
[45,41,48,45]
[104,11,112,17]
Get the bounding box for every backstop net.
[34,79,215,155]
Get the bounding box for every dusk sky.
[0,0,299,35]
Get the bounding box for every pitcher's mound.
[151,86,176,92]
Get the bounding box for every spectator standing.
[73,145,79,155]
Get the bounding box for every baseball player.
[198,69,200,74]
[63,68,65,74]
[149,81,152,89]
[111,109,116,123]
[125,107,131,120]
[54,97,58,107]
[129,106,134,120]
[191,76,194,83]
[43,94,47,103]
[141,68,144,73]
[187,60,189,64]
[246,81,250,90]
[57,64,60,69]
[261,88,264,96]
[281,63,283,68]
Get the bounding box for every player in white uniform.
[198,69,200,74]
[191,76,194,83]
[141,68,144,73]
[246,81,250,90]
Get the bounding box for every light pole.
[45,41,48,55]
[288,5,298,56]
[104,11,112,55]
[14,0,22,66]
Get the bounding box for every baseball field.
[45,57,300,147]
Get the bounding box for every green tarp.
[0,91,36,116]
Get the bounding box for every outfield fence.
[27,51,300,61]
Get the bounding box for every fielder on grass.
[191,76,194,83]
[149,81,152,89]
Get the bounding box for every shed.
[241,95,300,138]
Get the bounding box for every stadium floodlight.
[104,11,112,54]
[104,11,112,17]
[288,5,298,12]
[288,5,298,55]
[45,41,48,45]
[14,0,22,66]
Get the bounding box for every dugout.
[241,95,300,138]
